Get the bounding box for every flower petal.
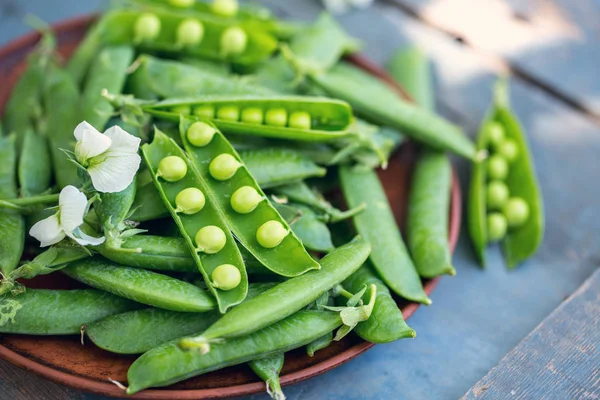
[74,121,111,163]
[87,126,141,193]
[29,214,66,247]
[67,228,105,247]
[58,185,88,234]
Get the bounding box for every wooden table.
[1,0,599,399]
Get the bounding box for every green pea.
[195,225,227,254]
[212,0,239,17]
[486,122,505,148]
[171,105,191,116]
[487,155,509,180]
[158,156,187,182]
[487,213,507,242]
[217,105,240,121]
[209,153,241,181]
[503,197,530,229]
[265,108,288,127]
[289,111,311,129]
[193,105,215,119]
[486,181,509,210]
[220,26,248,57]
[134,13,161,43]
[168,0,195,7]
[187,122,216,147]
[256,220,288,249]
[241,108,264,124]
[497,139,519,162]
[230,186,262,214]
[176,19,204,47]
[175,188,205,215]
[211,264,241,291]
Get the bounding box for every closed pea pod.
[0,289,141,335]
[339,166,430,304]
[143,95,354,142]
[62,258,217,312]
[142,128,247,312]
[179,238,369,352]
[99,9,277,66]
[249,353,286,400]
[273,203,334,253]
[179,117,319,277]
[18,129,52,198]
[126,310,343,394]
[387,47,455,278]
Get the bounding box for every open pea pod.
[141,128,248,313]
[179,117,320,277]
[100,9,277,66]
[468,79,544,268]
[145,95,354,142]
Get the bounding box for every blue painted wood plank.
[0,2,599,400]
[463,269,600,400]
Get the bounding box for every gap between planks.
[382,0,600,126]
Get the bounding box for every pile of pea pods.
[0,0,543,397]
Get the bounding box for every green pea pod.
[339,166,430,305]
[43,65,81,188]
[273,181,365,223]
[240,148,327,188]
[180,118,320,277]
[387,47,454,278]
[311,62,477,160]
[0,134,24,277]
[126,310,342,394]
[285,203,334,253]
[86,283,275,355]
[66,16,108,86]
[62,258,217,312]
[306,332,333,357]
[0,289,141,335]
[142,128,248,312]
[82,46,134,130]
[179,238,369,348]
[17,128,52,197]
[130,177,170,222]
[146,95,354,142]
[100,9,278,66]
[469,80,544,268]
[128,55,273,99]
[342,264,415,343]
[249,353,285,400]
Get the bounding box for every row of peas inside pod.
[484,122,530,242]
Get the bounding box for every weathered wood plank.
[463,269,600,400]
[389,0,600,117]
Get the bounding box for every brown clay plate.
[0,16,462,399]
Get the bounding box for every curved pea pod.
[142,128,248,312]
[126,310,342,394]
[0,134,24,277]
[240,148,327,189]
[62,258,217,312]
[179,238,369,347]
[43,65,80,188]
[0,289,141,335]
[342,264,415,343]
[495,81,544,268]
[306,332,333,357]
[311,62,477,160]
[249,353,285,400]
[100,9,277,66]
[82,46,134,130]
[128,55,273,99]
[146,95,354,142]
[85,283,275,354]
[339,166,430,305]
[179,118,320,277]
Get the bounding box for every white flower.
[29,186,105,247]
[74,121,141,193]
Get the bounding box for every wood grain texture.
[388,0,600,117]
[463,269,600,400]
[1,1,600,400]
